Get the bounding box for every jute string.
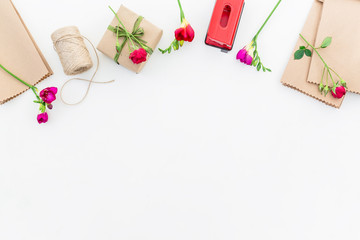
[52,26,114,105]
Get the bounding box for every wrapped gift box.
[97,5,163,74]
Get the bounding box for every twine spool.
[51,26,93,75]
[51,26,114,105]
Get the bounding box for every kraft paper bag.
[0,0,53,104]
[281,0,343,108]
[307,0,360,94]
[97,5,163,74]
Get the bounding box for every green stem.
[329,68,342,80]
[328,69,335,86]
[131,36,146,49]
[0,63,40,101]
[0,64,33,89]
[177,0,185,22]
[326,70,329,86]
[109,6,136,49]
[321,67,325,85]
[116,26,120,47]
[299,34,329,69]
[254,0,282,40]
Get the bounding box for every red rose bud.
[129,48,147,64]
[47,104,53,110]
[40,87,58,104]
[175,19,195,42]
[331,85,346,99]
[37,112,48,124]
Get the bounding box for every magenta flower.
[40,87,58,104]
[37,112,48,124]
[236,43,254,66]
[0,63,57,124]
[235,0,282,72]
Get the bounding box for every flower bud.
[323,86,329,97]
[319,83,324,93]
[47,104,53,110]
[340,79,347,89]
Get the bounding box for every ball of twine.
[51,26,114,105]
[51,26,93,75]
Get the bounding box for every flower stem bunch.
[0,64,57,124]
[236,0,282,72]
[295,34,347,99]
[159,0,195,54]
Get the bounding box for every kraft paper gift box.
[307,0,360,94]
[0,0,52,104]
[97,5,163,74]
[281,0,343,108]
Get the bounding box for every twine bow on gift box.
[108,7,153,64]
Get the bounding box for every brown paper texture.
[97,5,163,74]
[307,0,360,94]
[0,0,53,104]
[281,0,343,108]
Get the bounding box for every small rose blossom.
[37,112,48,124]
[331,85,346,99]
[40,87,58,104]
[175,19,195,42]
[129,48,147,64]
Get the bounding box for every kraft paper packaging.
[97,5,163,74]
[281,0,343,108]
[0,0,52,104]
[307,0,360,94]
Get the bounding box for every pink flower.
[236,43,254,66]
[37,112,48,124]
[175,19,195,42]
[331,85,346,99]
[40,87,58,104]
[129,48,147,64]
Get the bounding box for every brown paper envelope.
[307,0,360,93]
[0,0,53,104]
[97,5,163,74]
[281,0,343,108]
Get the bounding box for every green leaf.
[132,16,143,33]
[321,37,332,48]
[253,58,259,67]
[262,65,266,72]
[256,63,261,71]
[294,49,305,60]
[300,46,306,50]
[305,49,312,57]
[39,104,46,113]
[173,40,179,50]
[266,68,272,72]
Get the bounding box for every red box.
[205,0,245,51]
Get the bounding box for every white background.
[1,0,360,239]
